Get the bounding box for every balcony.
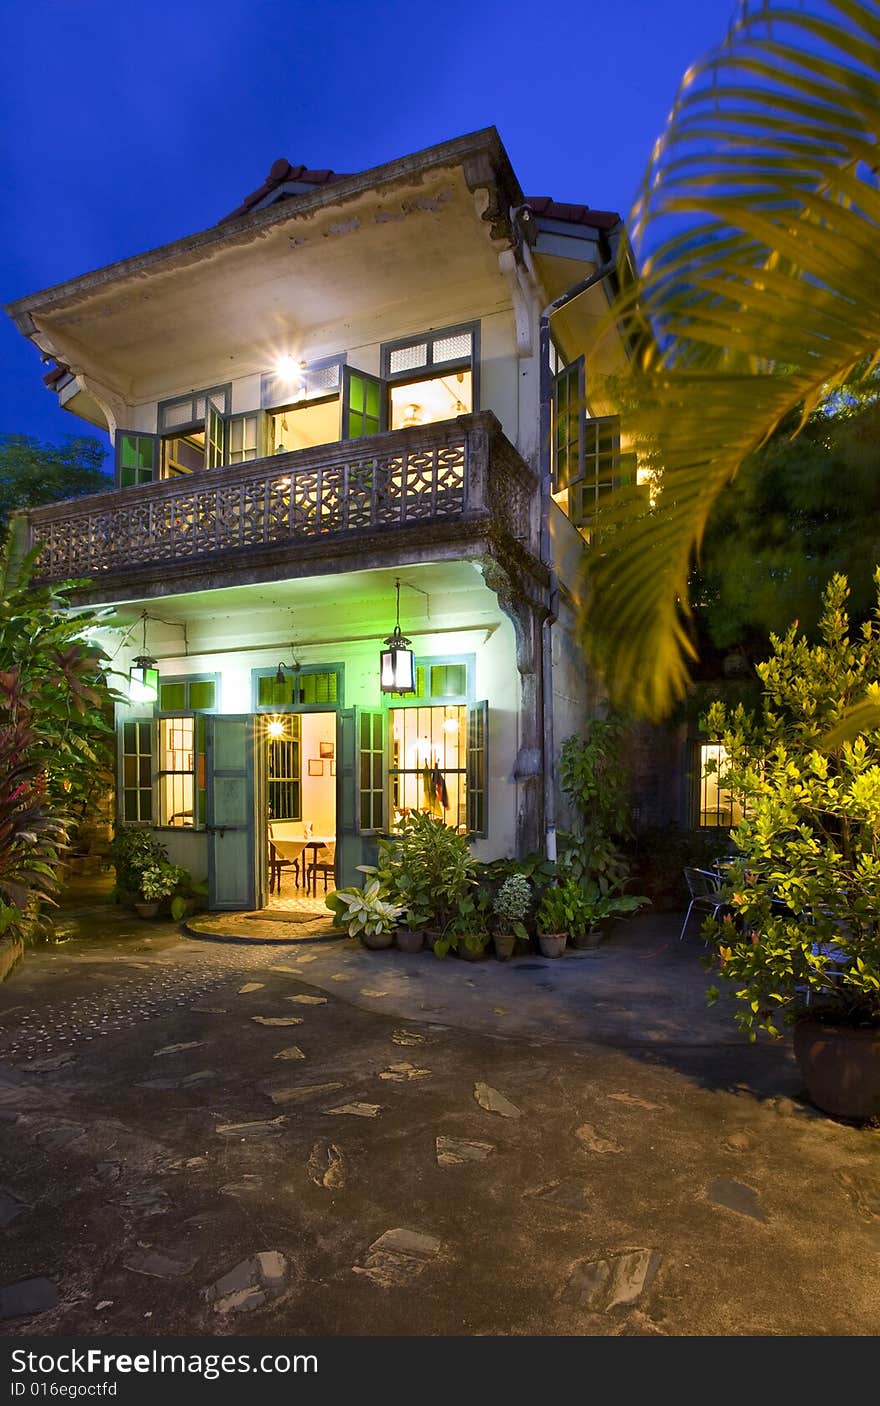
[25,413,538,593]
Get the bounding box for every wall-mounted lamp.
[380,579,415,694]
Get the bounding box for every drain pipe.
[538,252,619,862]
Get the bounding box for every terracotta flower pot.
[793,1018,880,1121]
[457,941,486,962]
[134,901,161,919]
[538,931,567,958]
[395,927,424,954]
[572,929,602,951]
[493,931,516,962]
[360,929,394,951]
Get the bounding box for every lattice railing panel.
[28,426,477,582]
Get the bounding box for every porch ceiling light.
[128,613,159,704]
[276,354,306,397]
[380,579,415,695]
[129,655,159,705]
[266,717,285,739]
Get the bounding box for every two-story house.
[5,128,631,911]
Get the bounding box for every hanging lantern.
[129,654,159,704]
[380,580,415,694]
[128,614,159,703]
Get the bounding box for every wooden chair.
[308,840,337,896]
[268,820,303,894]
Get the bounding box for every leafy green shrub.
[109,825,169,899]
[704,573,880,1037]
[362,812,476,937]
[326,880,402,938]
[559,719,633,892]
[492,874,531,940]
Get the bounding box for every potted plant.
[326,880,402,950]
[491,873,531,960]
[381,813,477,956]
[135,861,181,918]
[535,882,576,958]
[361,836,431,954]
[704,574,880,1120]
[568,880,649,949]
[442,901,490,961]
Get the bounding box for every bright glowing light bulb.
[266,718,285,739]
[443,717,459,734]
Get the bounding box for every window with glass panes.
[158,678,217,712]
[359,711,384,831]
[254,668,341,710]
[157,714,206,828]
[268,715,302,820]
[389,703,468,831]
[226,412,262,464]
[121,720,153,821]
[695,743,744,828]
[116,433,156,488]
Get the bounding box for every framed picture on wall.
[307,759,324,777]
[319,741,334,759]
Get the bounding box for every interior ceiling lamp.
[128,613,159,704]
[276,354,307,399]
[380,579,415,694]
[266,717,286,739]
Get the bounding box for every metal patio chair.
[680,866,725,942]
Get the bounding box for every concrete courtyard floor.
[0,880,878,1337]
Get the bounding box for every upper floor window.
[157,386,232,479]
[252,665,344,711]
[382,323,478,431]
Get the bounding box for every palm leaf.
[582,0,880,718]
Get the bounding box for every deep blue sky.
[0,0,736,455]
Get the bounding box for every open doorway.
[264,711,337,911]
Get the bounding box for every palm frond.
[583,0,880,718]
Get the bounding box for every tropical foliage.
[583,0,880,719]
[0,435,111,536]
[558,720,633,892]
[705,575,880,1037]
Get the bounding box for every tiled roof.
[219,159,350,223]
[219,158,621,232]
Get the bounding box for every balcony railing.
[27,413,534,585]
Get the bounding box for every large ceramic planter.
[493,931,516,962]
[396,927,424,954]
[134,901,161,920]
[793,1018,880,1120]
[361,929,394,951]
[538,931,567,959]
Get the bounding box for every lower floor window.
[389,704,468,831]
[122,720,153,822]
[697,742,743,828]
[158,715,206,827]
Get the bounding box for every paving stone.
[326,1102,382,1118]
[221,1177,263,1197]
[23,1052,76,1073]
[532,1180,591,1212]
[360,988,388,998]
[0,1187,29,1227]
[575,1123,622,1155]
[723,1131,753,1153]
[379,1062,431,1082]
[35,1121,85,1151]
[307,1141,347,1190]
[474,1082,522,1119]
[215,1117,286,1138]
[708,1178,767,1222]
[331,973,352,982]
[435,1136,495,1167]
[191,1006,227,1015]
[123,1248,195,1279]
[114,1189,171,1217]
[154,1041,203,1057]
[286,995,327,1006]
[205,1251,289,1315]
[264,1082,342,1106]
[391,1029,426,1047]
[353,1228,442,1288]
[180,1070,214,1086]
[607,1092,662,1111]
[252,1016,303,1027]
[0,1277,59,1321]
[238,983,265,994]
[273,1046,306,1061]
[561,1249,661,1311]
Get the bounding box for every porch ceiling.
[18,169,505,405]
[102,560,504,657]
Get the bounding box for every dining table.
[270,835,335,895]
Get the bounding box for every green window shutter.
[116,432,158,489]
[342,367,385,439]
[121,719,153,822]
[159,682,186,712]
[299,671,338,706]
[357,709,385,833]
[205,398,225,470]
[552,359,585,491]
[466,700,488,838]
[258,674,294,708]
[188,680,216,711]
